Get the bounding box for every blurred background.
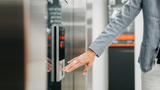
[0,0,143,90]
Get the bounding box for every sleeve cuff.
[89,43,103,57]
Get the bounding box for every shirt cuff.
[89,43,103,57]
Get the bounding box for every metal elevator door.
[47,0,93,90]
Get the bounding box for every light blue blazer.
[89,0,160,72]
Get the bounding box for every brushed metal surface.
[24,0,47,90]
[61,0,93,89]
[51,26,55,82]
[56,26,60,81]
[61,0,74,90]
[73,0,86,90]
[86,1,93,90]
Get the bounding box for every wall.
[135,11,143,90]
[92,0,108,90]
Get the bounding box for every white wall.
[135,11,144,90]
[92,0,108,90]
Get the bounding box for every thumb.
[82,64,91,75]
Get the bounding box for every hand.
[65,49,96,75]
[46,58,52,72]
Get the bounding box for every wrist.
[88,49,96,57]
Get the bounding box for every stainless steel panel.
[24,0,47,90]
[56,26,60,81]
[51,26,55,82]
[61,0,74,90]
[86,1,93,90]
[73,0,86,90]
[61,0,93,89]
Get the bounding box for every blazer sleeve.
[89,0,142,57]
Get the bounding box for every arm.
[65,0,142,75]
[90,0,142,57]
